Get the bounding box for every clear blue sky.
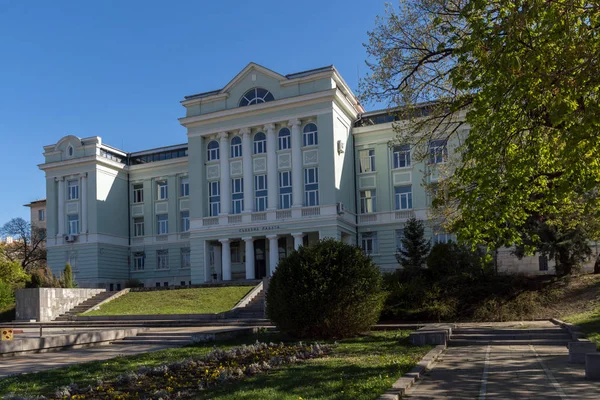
[0,0,384,225]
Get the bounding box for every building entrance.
[254,239,267,279]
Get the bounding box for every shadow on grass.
[0,305,15,323]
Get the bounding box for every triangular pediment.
[220,63,286,94]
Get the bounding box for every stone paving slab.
[406,344,600,399]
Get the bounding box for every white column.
[57,178,65,236]
[265,123,278,210]
[267,235,279,275]
[218,132,230,215]
[243,237,255,280]
[292,232,304,250]
[81,173,88,234]
[289,119,303,207]
[219,239,231,281]
[241,128,254,213]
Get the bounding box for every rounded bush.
[266,238,385,339]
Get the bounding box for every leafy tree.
[63,263,74,288]
[0,259,30,289]
[396,217,431,269]
[1,218,46,272]
[361,1,600,257]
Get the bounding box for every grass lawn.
[0,330,430,399]
[83,286,253,316]
[563,275,600,347]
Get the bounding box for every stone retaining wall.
[15,288,105,322]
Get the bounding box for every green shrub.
[266,238,386,339]
[63,263,74,288]
[0,280,14,309]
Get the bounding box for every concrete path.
[406,344,600,399]
[0,326,247,378]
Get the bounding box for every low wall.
[15,288,105,322]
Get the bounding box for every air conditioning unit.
[65,235,77,243]
[336,202,345,215]
[337,140,345,155]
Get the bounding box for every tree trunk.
[594,255,600,274]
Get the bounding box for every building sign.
[239,225,280,233]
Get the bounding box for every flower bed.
[43,341,335,399]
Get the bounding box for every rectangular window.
[393,145,411,169]
[180,177,189,197]
[231,243,241,263]
[395,229,404,252]
[157,214,168,235]
[231,178,244,214]
[231,139,242,158]
[433,226,451,244]
[157,181,168,200]
[360,190,376,213]
[361,232,377,255]
[255,174,268,211]
[68,215,79,235]
[254,137,266,154]
[133,217,144,237]
[68,180,79,200]
[429,139,448,164]
[539,255,549,271]
[133,252,145,271]
[181,248,191,268]
[279,171,292,209]
[38,209,45,221]
[359,149,376,173]
[279,133,290,150]
[395,185,413,210]
[157,249,169,269]
[181,211,190,232]
[132,183,144,203]
[304,167,319,206]
[208,181,220,216]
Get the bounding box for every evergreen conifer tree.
[396,217,431,269]
[63,263,74,288]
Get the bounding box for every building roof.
[24,199,46,207]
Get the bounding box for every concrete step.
[111,339,191,346]
[452,333,572,341]
[449,339,569,346]
[122,335,193,342]
[453,328,567,335]
[8,319,272,328]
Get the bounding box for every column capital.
[217,132,229,141]
[263,123,276,132]
[288,119,301,128]
[218,238,230,244]
[55,177,65,182]
[291,232,304,238]
[242,236,254,242]
[266,234,278,240]
[239,127,251,136]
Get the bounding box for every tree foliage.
[63,263,74,288]
[362,1,600,260]
[396,217,431,268]
[1,218,46,272]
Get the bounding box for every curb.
[377,344,446,400]
[550,318,588,342]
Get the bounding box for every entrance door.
[254,239,267,279]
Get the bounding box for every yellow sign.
[1,328,13,341]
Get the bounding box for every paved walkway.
[406,344,600,399]
[0,326,241,378]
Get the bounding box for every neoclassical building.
[39,63,594,288]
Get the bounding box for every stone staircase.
[232,288,265,319]
[112,331,196,347]
[449,327,572,346]
[53,291,118,321]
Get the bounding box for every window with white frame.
[255,174,268,211]
[208,181,220,216]
[67,180,79,200]
[304,167,319,206]
[38,209,45,221]
[278,128,291,150]
[359,149,376,173]
[395,185,413,210]
[181,210,190,232]
[157,214,168,235]
[180,177,189,197]
[68,214,79,235]
[157,249,169,269]
[279,171,292,209]
[181,248,191,268]
[361,232,377,255]
[230,136,242,158]
[429,139,448,164]
[133,183,144,203]
[254,132,266,154]
[303,123,318,146]
[231,178,243,214]
[133,217,144,237]
[395,229,405,252]
[393,145,411,169]
[360,190,376,213]
[133,252,145,271]
[238,87,274,107]
[157,181,168,200]
[231,243,241,263]
[433,226,451,244]
[207,140,220,161]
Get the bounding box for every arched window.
[278,128,291,150]
[253,132,266,154]
[238,88,275,107]
[67,145,74,157]
[230,136,242,158]
[207,140,220,161]
[303,123,318,146]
